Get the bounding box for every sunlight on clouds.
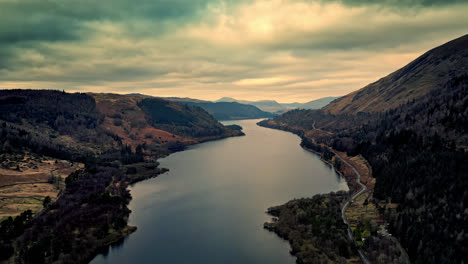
[233,77,291,86]
[188,0,362,45]
[285,77,376,89]
[0,0,467,102]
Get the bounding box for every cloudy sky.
[1,0,467,102]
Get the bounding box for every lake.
[92,119,348,264]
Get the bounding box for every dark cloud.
[0,0,209,44]
[266,22,468,52]
[0,0,467,101]
[0,0,218,72]
[321,0,467,7]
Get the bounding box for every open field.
[337,152,400,247]
[0,153,83,219]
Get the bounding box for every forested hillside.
[0,90,242,263]
[216,97,289,113]
[138,98,243,139]
[0,90,113,161]
[259,35,468,264]
[182,101,274,120]
[338,76,468,264]
[264,193,360,264]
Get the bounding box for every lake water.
[92,119,347,264]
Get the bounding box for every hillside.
[126,94,209,103]
[0,91,242,160]
[249,100,287,113]
[281,102,303,108]
[259,35,468,264]
[264,193,360,264]
[324,34,468,115]
[0,90,243,263]
[216,97,287,113]
[0,90,112,161]
[216,97,238,103]
[216,96,341,112]
[300,96,340,109]
[159,96,209,103]
[138,98,242,140]
[124,95,273,120]
[182,101,275,120]
[93,93,243,145]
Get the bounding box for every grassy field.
[0,153,83,219]
[339,153,399,246]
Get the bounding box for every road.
[332,150,372,264]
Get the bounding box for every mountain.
[0,90,243,263]
[281,102,303,108]
[125,95,272,120]
[324,34,468,115]
[125,93,152,98]
[248,100,287,113]
[300,96,340,109]
[182,101,275,120]
[91,93,243,146]
[259,34,468,264]
[215,96,341,112]
[216,97,238,103]
[127,93,210,103]
[216,97,287,113]
[160,97,209,103]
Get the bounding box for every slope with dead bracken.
[0,90,244,263]
[91,93,196,151]
[259,34,468,264]
[0,90,242,219]
[324,34,468,115]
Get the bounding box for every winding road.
[267,120,372,263]
[332,150,371,264]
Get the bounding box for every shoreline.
[258,119,411,264]
[301,141,371,264]
[89,131,244,262]
[258,120,372,264]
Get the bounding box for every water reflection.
[92,119,347,264]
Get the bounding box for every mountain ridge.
[258,34,468,264]
[125,95,274,120]
[0,90,244,263]
[216,96,340,113]
[181,101,275,120]
[323,34,468,115]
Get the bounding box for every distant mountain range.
[0,90,245,263]
[126,94,274,120]
[182,101,275,120]
[126,94,339,118]
[216,96,340,113]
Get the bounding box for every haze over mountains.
[127,93,338,120]
[127,94,274,120]
[0,90,246,263]
[216,96,340,113]
[181,102,275,121]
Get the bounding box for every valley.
[0,28,466,264]
[258,34,468,264]
[0,90,243,263]
[91,119,348,264]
